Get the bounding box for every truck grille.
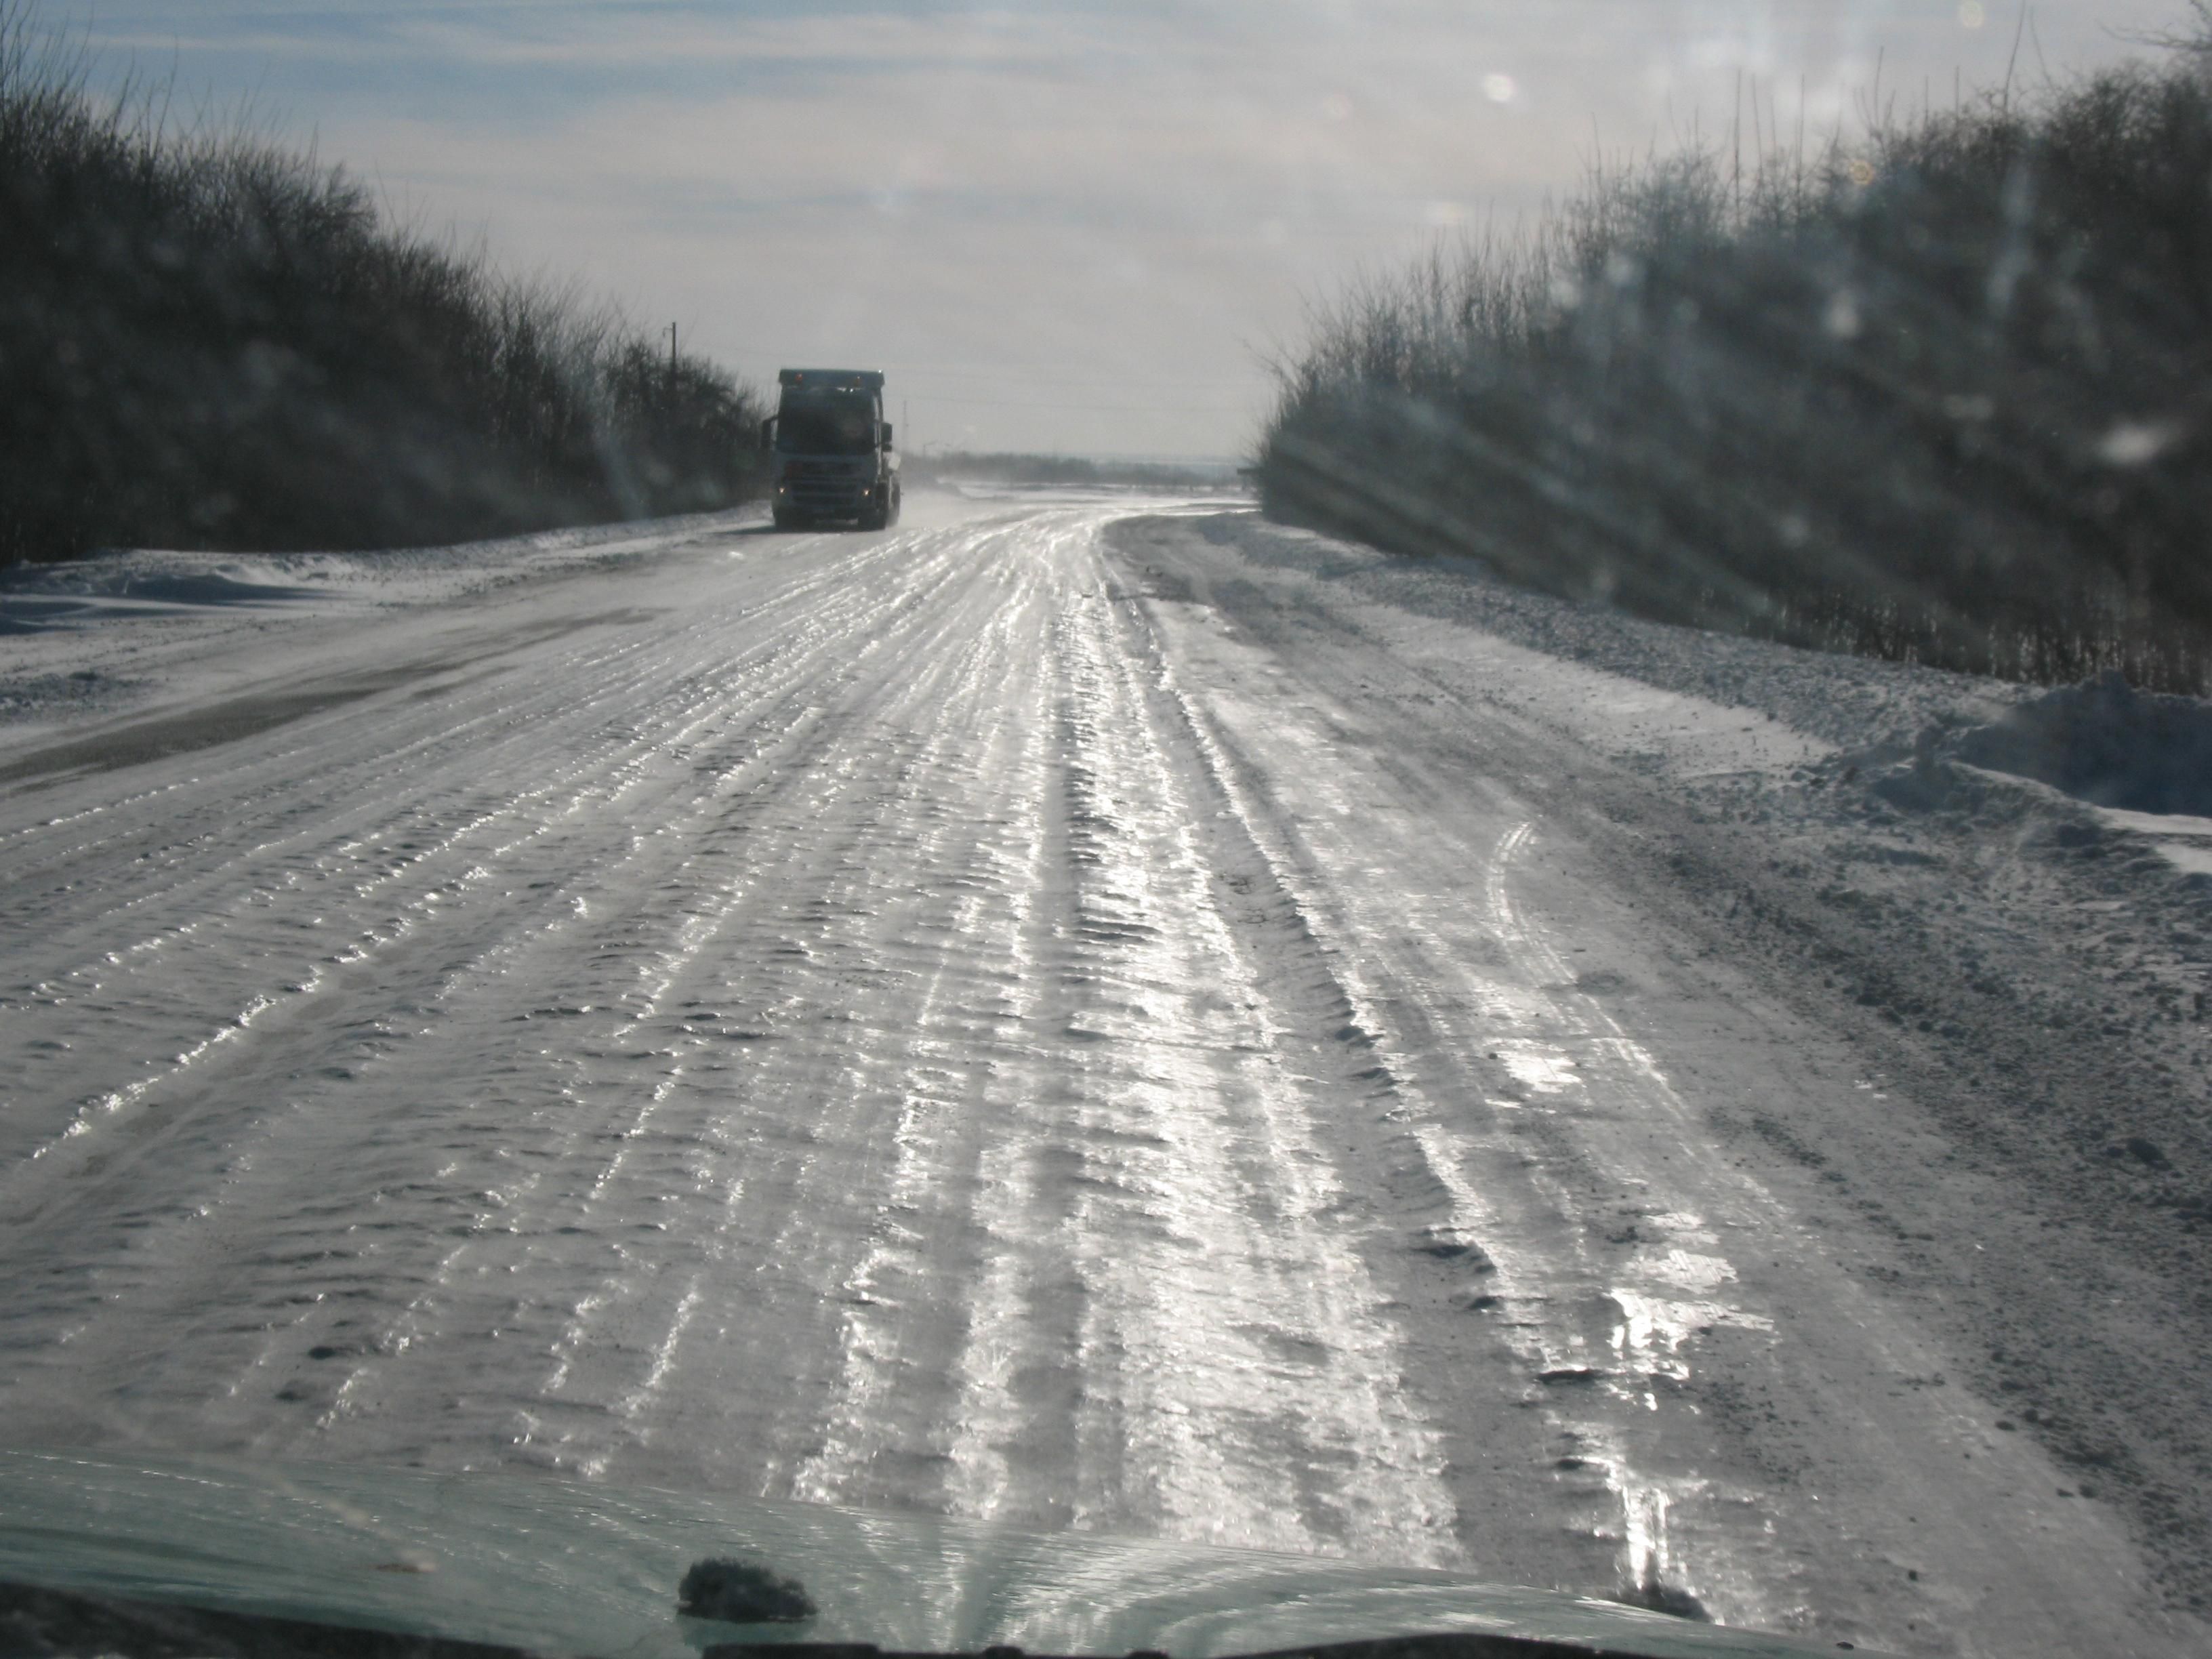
[781,459,872,516]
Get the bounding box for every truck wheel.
[773,507,804,531]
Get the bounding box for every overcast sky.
[37,1,2184,457]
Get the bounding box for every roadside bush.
[0,4,766,565]
[1257,18,2212,691]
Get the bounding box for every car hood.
[0,1448,1858,1659]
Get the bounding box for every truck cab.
[760,369,901,531]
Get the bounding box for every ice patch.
[1494,1042,1581,1095]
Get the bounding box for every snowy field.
[1,492,2206,1659]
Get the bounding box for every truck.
[760,369,901,531]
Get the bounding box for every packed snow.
[1,493,2205,1659]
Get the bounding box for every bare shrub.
[0,2,766,565]
[1258,27,2212,693]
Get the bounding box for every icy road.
[1,496,2205,1658]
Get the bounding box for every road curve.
[0,499,2192,1658]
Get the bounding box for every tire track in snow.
[0,527,976,1447]
[533,542,1040,1483]
[0,527,947,1189]
[909,518,1459,1565]
[283,519,1048,1478]
[1124,614,1780,1610]
[0,502,1782,1615]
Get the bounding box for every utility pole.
[667,323,678,398]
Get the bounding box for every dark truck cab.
[761,369,901,531]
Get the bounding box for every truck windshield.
[777,396,876,455]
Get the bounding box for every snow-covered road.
[0,497,2202,1658]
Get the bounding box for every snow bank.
[1191,513,2026,756]
[0,508,764,731]
[1179,512,2212,830]
[1951,673,2212,818]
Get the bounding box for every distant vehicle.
[761,369,901,531]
